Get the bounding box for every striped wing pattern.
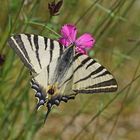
[8,34,117,96]
[8,34,118,119]
[59,53,118,95]
[73,54,118,93]
[8,34,64,89]
[8,34,64,74]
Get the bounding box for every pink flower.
[59,24,95,54]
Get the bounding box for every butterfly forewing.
[8,34,64,74]
[72,54,118,94]
[8,34,64,90]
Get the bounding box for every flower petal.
[59,38,70,47]
[75,47,86,54]
[75,33,95,49]
[59,24,77,46]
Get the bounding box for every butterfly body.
[50,45,74,84]
[8,33,118,121]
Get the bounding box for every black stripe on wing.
[73,86,117,94]
[14,35,31,62]
[47,65,50,84]
[33,35,42,69]
[59,53,84,87]
[46,39,54,84]
[49,39,54,62]
[85,78,117,89]
[74,66,110,84]
[25,34,33,50]
[94,70,111,78]
[73,53,83,62]
[73,78,118,93]
[74,57,91,72]
[73,77,118,94]
[44,37,48,50]
[59,42,64,56]
[8,35,34,72]
[86,60,96,69]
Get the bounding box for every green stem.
[27,21,61,37]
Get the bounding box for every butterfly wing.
[8,34,64,89]
[8,34,64,74]
[72,53,118,93]
[58,53,117,96]
[58,53,80,95]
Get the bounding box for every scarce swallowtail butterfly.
[8,33,118,121]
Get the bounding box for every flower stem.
[26,20,61,37]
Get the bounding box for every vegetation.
[0,0,140,140]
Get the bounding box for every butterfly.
[8,25,118,122]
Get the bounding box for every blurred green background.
[0,0,140,140]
